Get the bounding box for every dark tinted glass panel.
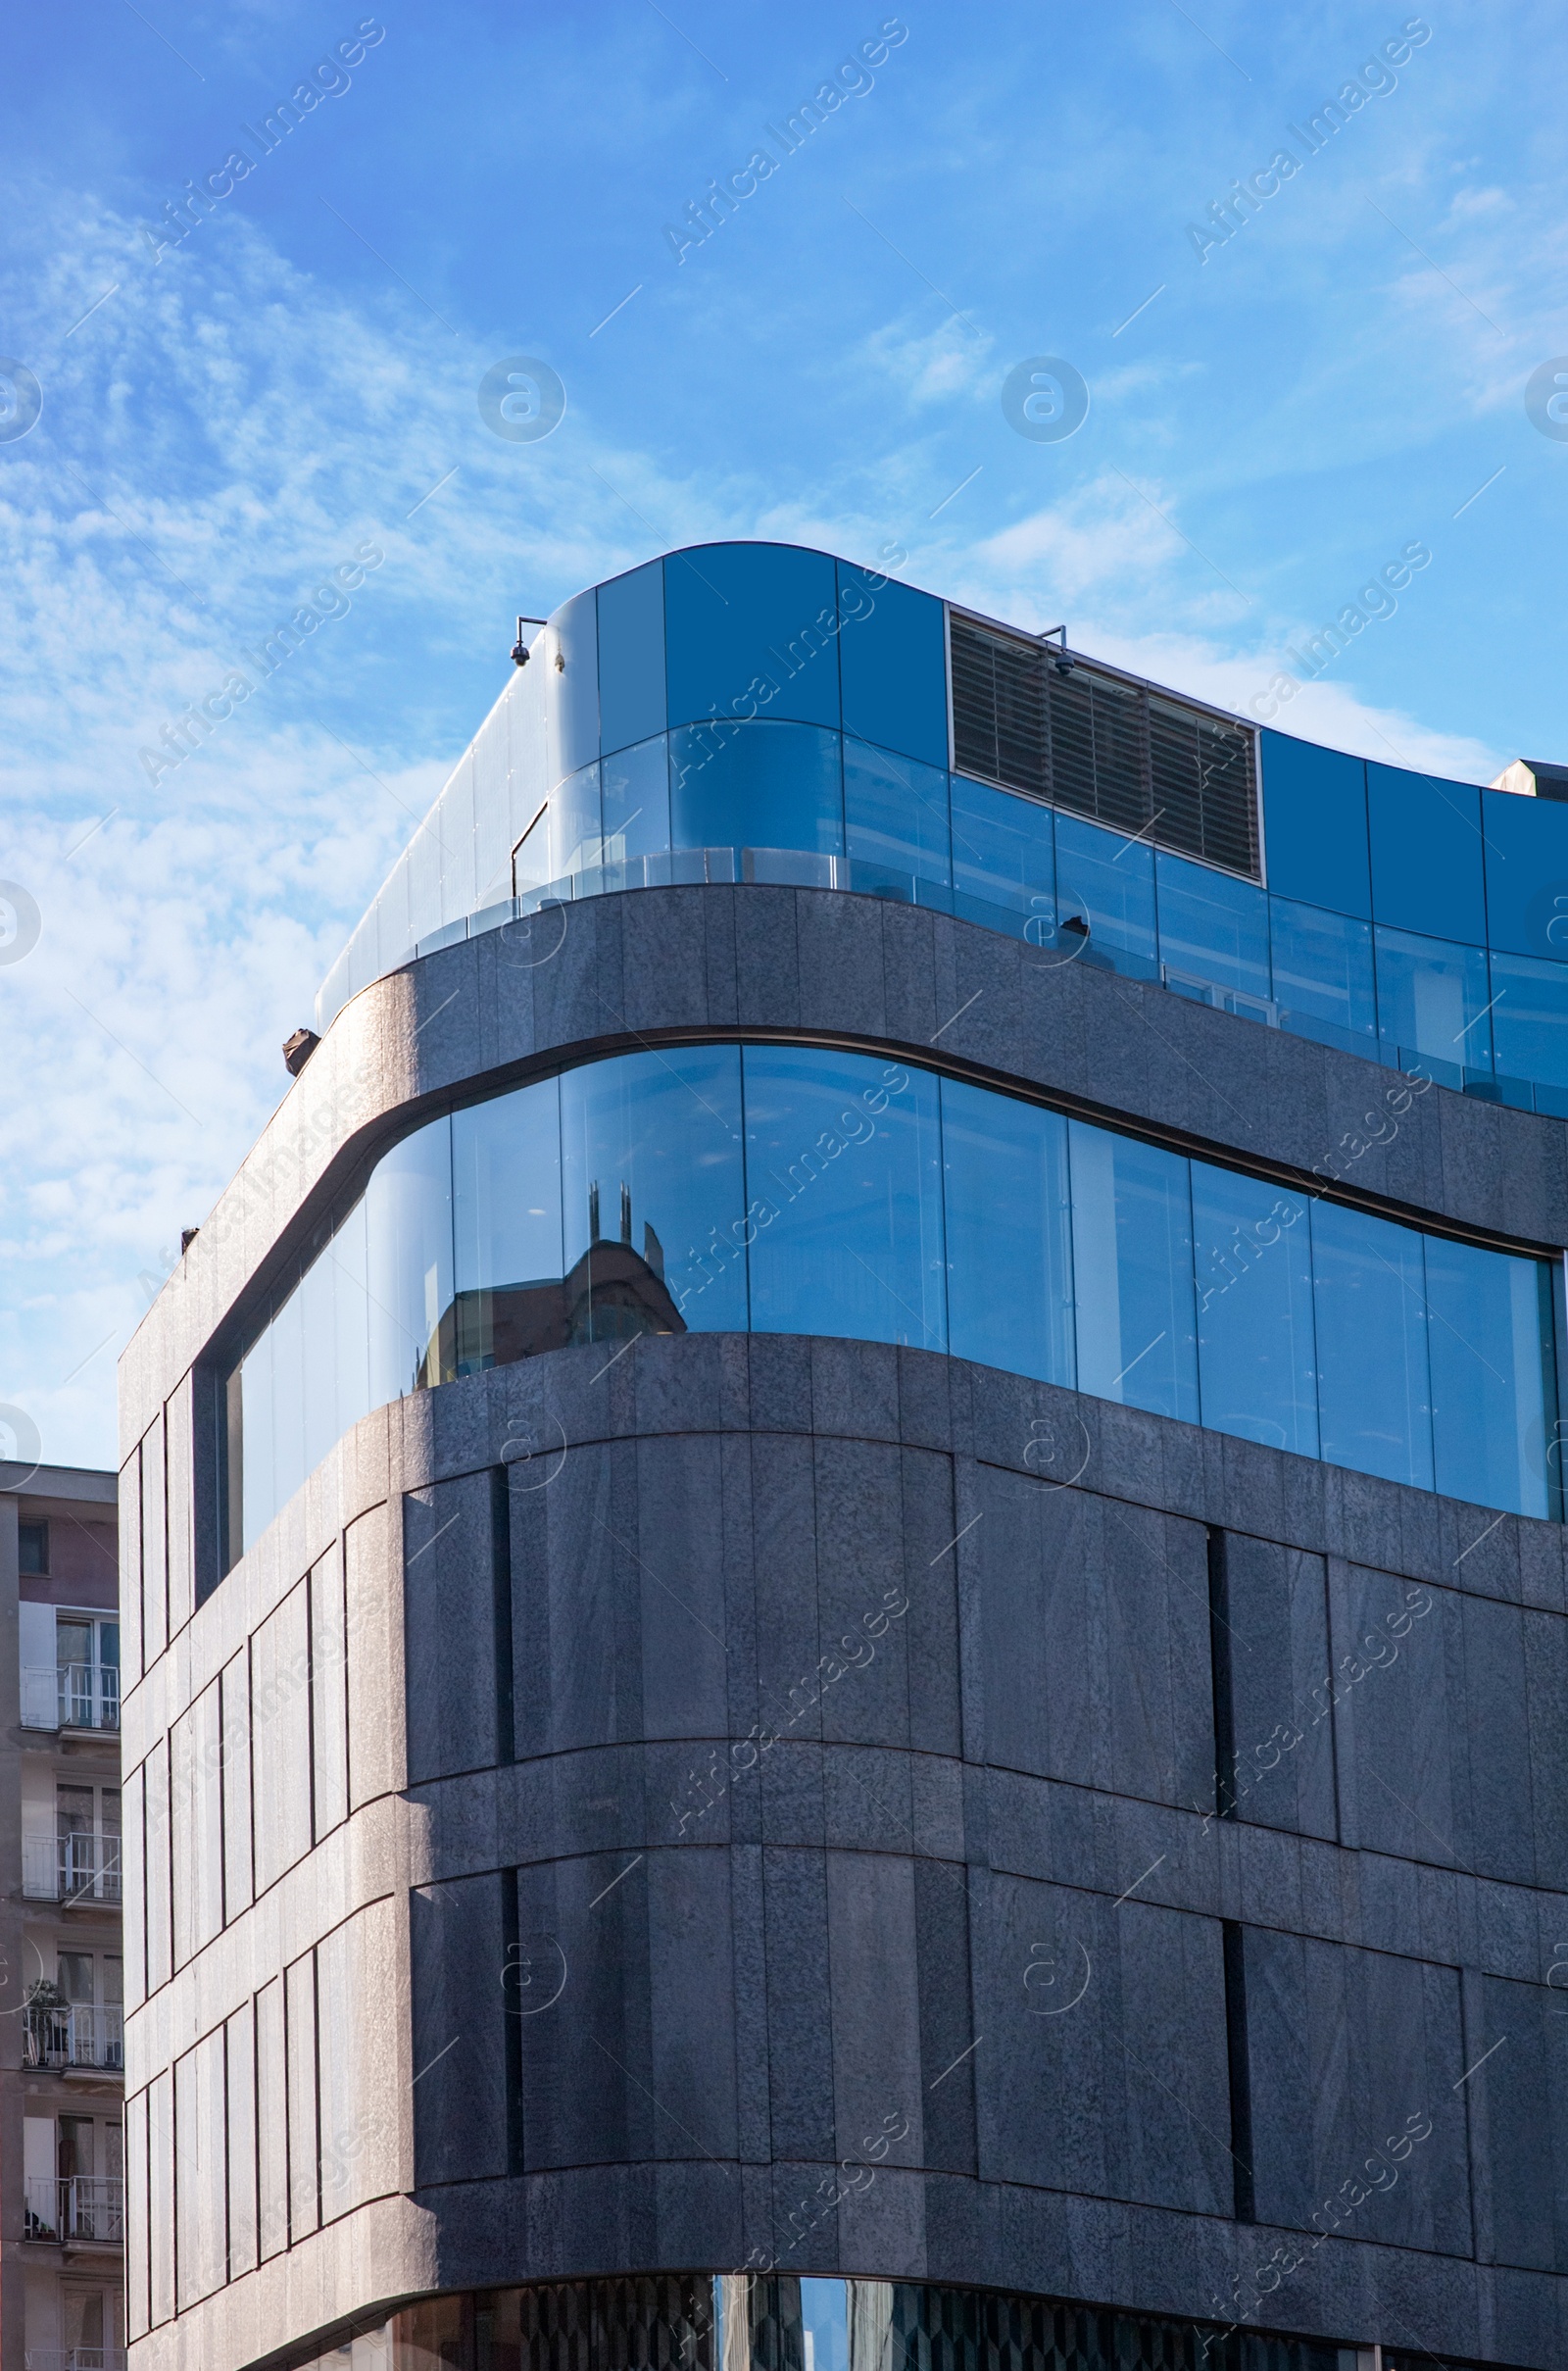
[837,564,948,766]
[1426,1235,1553,1518]
[1481,782,1568,959]
[843,740,950,886]
[1268,897,1377,1043]
[1068,1121,1199,1422]
[1055,814,1157,965]
[1193,1164,1318,1457]
[942,1079,1074,1385]
[1367,763,1486,942]
[1374,926,1494,1071]
[664,542,840,731]
[601,736,671,864]
[329,1198,372,1448]
[17,1519,46,1574]
[668,720,843,858]
[596,559,666,758]
[1311,1201,1433,1490]
[1258,731,1369,916]
[366,1117,453,1405]
[453,1079,565,1371]
[949,774,1053,916]
[560,1049,746,1338]
[1156,853,1270,1000]
[1488,949,1568,1092]
[744,1048,946,1350]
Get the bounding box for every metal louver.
[949,612,1260,880]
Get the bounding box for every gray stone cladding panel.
[126,1361,1568,2365]
[122,883,1568,1455]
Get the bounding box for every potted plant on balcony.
[23,1976,64,2070]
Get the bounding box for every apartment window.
[18,1517,48,1573]
[57,1612,120,1732]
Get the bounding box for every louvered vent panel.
[949,611,1260,881]
[1043,668,1097,818]
[1088,674,1150,834]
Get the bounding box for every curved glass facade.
[283,2272,1357,2371]
[223,1045,1565,1561]
[315,543,1568,1119]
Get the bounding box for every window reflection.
[561,1049,747,1338]
[743,1048,947,1351]
[1068,1123,1199,1421]
[1054,814,1157,967]
[1311,1202,1434,1492]
[225,1045,1563,1561]
[1426,1236,1552,1519]
[1269,897,1377,1049]
[1374,926,1494,1073]
[1192,1163,1318,1457]
[1155,853,1270,1002]
[943,1079,1073,1386]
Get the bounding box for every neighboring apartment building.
[122,544,1568,2371]
[0,1461,122,2371]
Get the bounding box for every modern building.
[0,1459,123,2371]
[122,542,1568,2371]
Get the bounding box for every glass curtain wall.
[449,720,1568,1113]
[224,1047,1564,1561]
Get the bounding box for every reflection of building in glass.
[126,544,1568,2371]
[450,1183,685,1369]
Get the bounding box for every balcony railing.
[24,2003,124,2072]
[24,2352,127,2371]
[22,1837,122,1905]
[21,1663,120,1732]
[23,2175,124,2245]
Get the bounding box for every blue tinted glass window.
[1310,1201,1433,1491]
[329,1199,372,1449]
[560,1049,747,1338]
[601,735,671,864]
[1193,1164,1318,1458]
[549,587,600,779]
[664,542,841,731]
[1426,1236,1552,1518]
[949,775,1053,920]
[844,740,951,887]
[551,761,601,878]
[1374,926,1494,1071]
[1481,785,1568,961]
[366,1117,453,1406]
[597,560,665,758]
[267,1277,306,1519]
[744,1048,946,1351]
[453,1080,565,1372]
[1367,764,1486,942]
[836,565,948,766]
[298,1250,339,1488]
[668,719,843,857]
[1068,1123,1198,1422]
[942,1079,1074,1385]
[1259,731,1370,917]
[1269,897,1377,1045]
[1155,852,1270,1000]
[1054,814,1157,965]
[1489,949,1568,1093]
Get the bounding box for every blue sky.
[2,0,1565,1471]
